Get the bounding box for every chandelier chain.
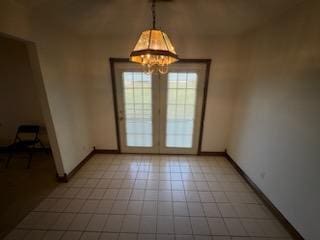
[152,0,156,29]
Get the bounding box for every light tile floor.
[4,154,292,240]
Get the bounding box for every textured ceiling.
[14,0,304,36]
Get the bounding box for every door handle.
[119,111,124,121]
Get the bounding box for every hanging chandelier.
[130,0,179,74]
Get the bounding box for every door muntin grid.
[166,72,198,148]
[123,72,153,147]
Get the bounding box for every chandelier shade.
[129,0,179,74]
[130,29,179,67]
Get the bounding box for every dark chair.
[6,125,47,168]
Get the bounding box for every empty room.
[0,0,319,240]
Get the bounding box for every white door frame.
[110,59,211,155]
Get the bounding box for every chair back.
[17,125,40,133]
[16,125,40,142]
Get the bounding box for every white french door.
[115,64,160,154]
[114,62,206,154]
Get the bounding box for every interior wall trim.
[56,148,120,182]
[56,149,95,182]
[94,149,226,156]
[198,151,226,156]
[109,58,122,152]
[224,150,304,240]
[94,149,121,154]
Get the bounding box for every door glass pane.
[166,72,198,148]
[123,72,152,147]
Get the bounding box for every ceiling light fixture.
[130,0,179,74]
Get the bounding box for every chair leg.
[6,151,13,168]
[27,152,32,168]
[39,141,50,155]
[27,151,33,169]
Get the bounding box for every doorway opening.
[0,33,61,238]
[111,59,211,155]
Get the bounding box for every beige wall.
[84,35,239,152]
[0,36,47,146]
[35,35,93,174]
[228,1,320,239]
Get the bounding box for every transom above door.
[112,59,210,154]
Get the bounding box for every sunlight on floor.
[5,154,291,240]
